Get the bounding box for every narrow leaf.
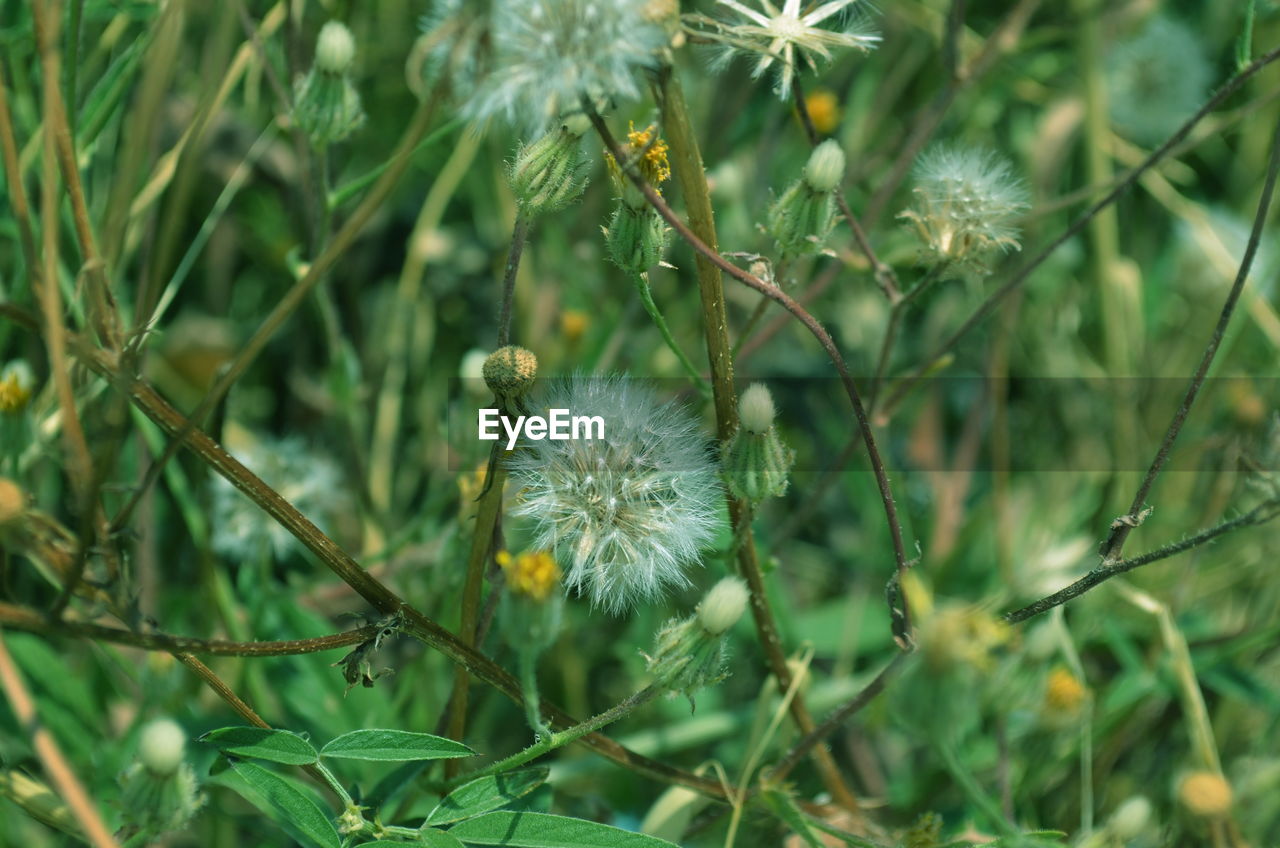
[761,789,824,848]
[200,727,318,766]
[227,761,340,848]
[447,811,679,847]
[426,767,549,826]
[320,729,474,762]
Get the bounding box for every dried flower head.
[899,145,1029,273]
[466,0,666,132]
[704,0,879,98]
[508,377,724,614]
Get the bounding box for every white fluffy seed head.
[738,384,776,434]
[138,719,187,775]
[803,140,845,192]
[315,21,356,74]
[899,145,1029,272]
[697,577,749,635]
[509,376,724,614]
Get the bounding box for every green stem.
[869,262,949,412]
[937,740,1016,836]
[454,685,661,786]
[634,272,709,393]
[328,117,462,209]
[518,646,550,737]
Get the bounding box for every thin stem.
[1006,499,1280,624]
[880,44,1280,418]
[648,70,863,810]
[1099,108,1280,560]
[0,56,40,278]
[769,651,909,782]
[869,263,949,412]
[0,603,378,656]
[634,272,709,391]
[517,647,549,737]
[497,211,532,347]
[457,685,661,786]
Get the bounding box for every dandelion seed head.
[509,377,724,614]
[899,145,1029,273]
[467,0,666,132]
[1107,15,1209,148]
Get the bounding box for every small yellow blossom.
[804,88,840,135]
[560,310,589,345]
[606,123,671,202]
[1044,667,1088,715]
[0,372,32,414]
[497,550,561,602]
[457,463,488,521]
[1177,771,1233,818]
[918,603,1012,672]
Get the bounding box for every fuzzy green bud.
[605,203,669,275]
[119,720,203,837]
[723,385,793,502]
[292,22,364,147]
[645,578,747,702]
[482,345,538,406]
[315,21,356,74]
[766,180,837,259]
[510,119,591,214]
[802,140,845,192]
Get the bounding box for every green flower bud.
[605,203,669,275]
[292,22,364,147]
[802,140,845,192]
[723,385,793,502]
[766,179,837,258]
[510,120,591,214]
[645,578,748,702]
[119,720,203,837]
[482,345,538,406]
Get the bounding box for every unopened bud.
[696,577,749,635]
[766,180,836,258]
[723,390,793,503]
[802,140,845,192]
[315,21,356,74]
[738,384,776,435]
[482,346,538,405]
[138,720,186,776]
[510,123,590,214]
[1177,771,1232,818]
[605,204,669,275]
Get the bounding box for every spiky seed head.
[315,21,356,74]
[508,377,724,614]
[697,577,749,635]
[1177,771,1233,818]
[899,145,1029,273]
[139,720,187,776]
[738,384,776,434]
[483,346,538,403]
[803,140,845,192]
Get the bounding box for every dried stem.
[0,628,121,848]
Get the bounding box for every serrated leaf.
[447,812,679,847]
[227,761,340,848]
[426,768,549,826]
[200,727,318,765]
[320,729,474,762]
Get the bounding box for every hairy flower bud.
[119,720,203,837]
[483,345,538,406]
[723,385,793,502]
[315,21,356,74]
[510,119,591,214]
[696,577,749,635]
[606,204,669,275]
[293,22,364,147]
[802,140,845,192]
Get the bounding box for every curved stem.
[634,272,709,392]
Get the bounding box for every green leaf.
[426,768,549,826]
[1236,0,1256,71]
[320,729,475,762]
[419,830,469,848]
[200,727,319,766]
[447,812,679,847]
[227,761,341,848]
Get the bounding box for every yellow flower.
[606,123,671,203]
[1044,666,1088,715]
[0,372,32,414]
[1177,771,1233,818]
[560,310,589,345]
[457,463,488,521]
[497,550,561,602]
[804,88,840,135]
